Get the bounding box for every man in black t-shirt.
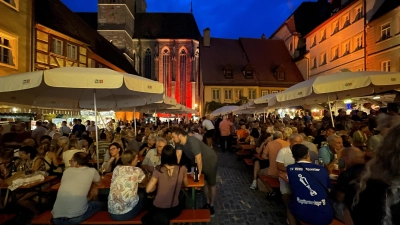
[313,126,335,149]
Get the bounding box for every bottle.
[318,157,324,166]
[11,161,17,174]
[333,154,339,171]
[194,163,199,182]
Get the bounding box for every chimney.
[203,28,210,47]
[261,33,266,39]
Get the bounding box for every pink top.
[219,119,233,136]
[153,165,187,208]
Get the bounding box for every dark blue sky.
[61,0,319,39]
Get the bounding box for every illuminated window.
[271,90,278,94]
[261,90,268,96]
[311,57,317,69]
[320,52,327,66]
[67,44,78,60]
[1,0,18,10]
[331,46,339,61]
[342,13,350,29]
[0,32,16,67]
[332,20,339,35]
[51,38,63,55]
[342,40,350,56]
[144,48,152,79]
[311,35,317,48]
[224,89,232,100]
[381,61,390,72]
[248,89,256,100]
[320,29,326,42]
[212,89,220,101]
[354,5,363,22]
[162,48,170,92]
[235,89,243,101]
[179,49,187,105]
[380,23,391,41]
[354,34,363,51]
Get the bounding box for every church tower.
[97,0,146,63]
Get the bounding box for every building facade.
[95,0,201,110]
[0,0,33,76]
[366,0,400,72]
[200,30,304,116]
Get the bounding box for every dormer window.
[273,65,285,81]
[223,64,233,79]
[243,64,255,79]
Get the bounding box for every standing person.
[86,121,97,133]
[171,128,218,216]
[59,121,71,136]
[52,152,104,225]
[32,121,47,144]
[142,145,188,225]
[201,116,215,149]
[219,116,233,153]
[287,144,334,225]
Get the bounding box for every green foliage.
[204,97,248,115]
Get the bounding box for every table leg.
[192,187,196,209]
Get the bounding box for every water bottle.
[194,163,199,182]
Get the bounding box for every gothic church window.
[144,48,152,79]
[162,49,170,92]
[180,49,187,105]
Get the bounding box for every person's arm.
[276,149,286,172]
[195,153,202,177]
[277,162,287,172]
[105,157,115,172]
[141,154,152,171]
[182,169,188,187]
[261,143,269,159]
[92,168,102,185]
[176,149,183,164]
[49,152,59,167]
[146,177,158,193]
[32,158,44,172]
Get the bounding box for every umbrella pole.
[134,108,137,135]
[327,94,335,128]
[155,110,157,126]
[93,90,100,170]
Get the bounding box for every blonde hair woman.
[62,139,84,168]
[351,123,400,225]
[56,136,69,158]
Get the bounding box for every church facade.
[94,0,200,110]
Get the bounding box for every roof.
[370,0,400,22]
[35,0,137,74]
[270,1,331,38]
[75,12,98,30]
[200,38,304,86]
[133,13,201,39]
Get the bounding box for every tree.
[204,97,248,115]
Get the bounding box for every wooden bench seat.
[0,214,16,224]
[32,209,210,225]
[259,175,280,188]
[236,150,251,156]
[244,158,254,166]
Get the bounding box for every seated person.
[318,134,343,173]
[352,124,369,148]
[108,150,148,221]
[236,125,249,142]
[52,152,104,225]
[104,142,123,173]
[139,136,156,156]
[313,126,335,149]
[62,139,84,168]
[287,144,334,225]
[142,138,166,173]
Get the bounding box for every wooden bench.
[0,214,16,224]
[300,218,344,225]
[259,175,280,188]
[244,158,254,166]
[32,209,210,225]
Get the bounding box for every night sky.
[61,0,320,39]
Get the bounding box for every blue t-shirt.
[287,162,334,225]
[318,145,334,165]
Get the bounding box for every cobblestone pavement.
[196,151,287,225]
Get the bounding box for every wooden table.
[186,174,205,209]
[57,158,104,166]
[240,144,256,151]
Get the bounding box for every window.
[67,44,78,60]
[224,89,232,100]
[162,49,170,91]
[235,89,243,101]
[248,89,256,100]
[311,35,317,47]
[244,70,253,78]
[271,90,279,94]
[311,57,317,69]
[380,23,391,41]
[179,49,187,105]
[320,52,327,66]
[277,72,285,80]
[342,40,350,56]
[342,14,350,29]
[0,34,15,66]
[289,42,293,52]
[51,38,63,55]
[381,61,390,72]
[354,5,363,22]
[1,0,18,10]
[261,90,268,96]
[331,46,339,61]
[144,48,152,79]
[212,89,220,101]
[224,70,233,79]
[354,35,363,51]
[332,20,339,35]
[320,29,326,42]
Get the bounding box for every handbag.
[170,166,181,207]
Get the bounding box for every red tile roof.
[200,38,304,86]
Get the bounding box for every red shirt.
[219,119,233,136]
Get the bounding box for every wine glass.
[99,165,106,177]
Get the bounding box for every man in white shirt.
[32,121,47,144]
[276,133,303,225]
[141,138,166,172]
[52,152,104,224]
[86,121,97,133]
[59,121,71,136]
[201,116,215,148]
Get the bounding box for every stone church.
[79,0,201,110]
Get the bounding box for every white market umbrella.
[210,105,239,118]
[0,67,164,169]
